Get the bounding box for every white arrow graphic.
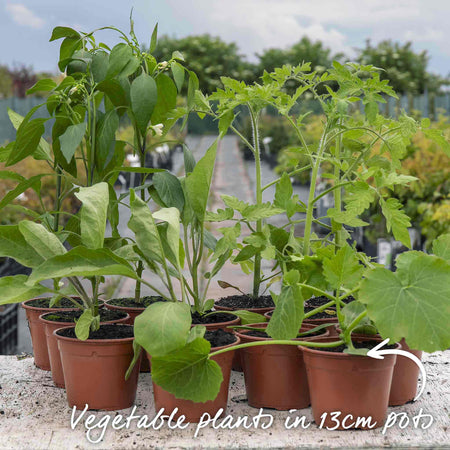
[367,338,426,401]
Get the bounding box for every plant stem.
[250,107,262,299]
[209,338,344,358]
[53,165,62,232]
[331,119,343,250]
[134,143,146,304]
[343,310,368,343]
[303,127,329,256]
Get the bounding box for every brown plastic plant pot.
[335,329,422,407]
[104,300,151,372]
[55,325,141,410]
[235,323,329,410]
[40,312,130,388]
[151,335,240,423]
[21,298,81,370]
[389,338,422,406]
[300,336,400,430]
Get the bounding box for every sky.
[1,0,450,76]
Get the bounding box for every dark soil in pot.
[215,294,274,310]
[26,297,80,309]
[304,305,338,320]
[204,329,237,347]
[21,297,81,371]
[106,296,166,308]
[305,295,355,308]
[235,323,329,410]
[55,324,140,410]
[43,309,127,323]
[319,340,397,353]
[57,324,134,339]
[152,332,239,422]
[191,311,240,331]
[41,311,130,388]
[300,337,399,429]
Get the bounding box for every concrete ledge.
[0,352,449,449]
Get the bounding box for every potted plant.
[125,137,274,420]
[135,62,450,429]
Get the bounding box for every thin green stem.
[303,127,329,256]
[210,338,344,358]
[262,165,312,192]
[250,107,262,299]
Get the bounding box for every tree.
[0,65,12,98]
[357,40,445,95]
[256,37,342,76]
[151,34,254,94]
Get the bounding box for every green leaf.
[365,102,378,124]
[344,181,375,215]
[7,118,46,166]
[134,302,191,357]
[151,74,177,126]
[106,43,133,79]
[75,183,109,249]
[26,79,56,95]
[185,139,218,221]
[97,79,128,109]
[125,340,142,380]
[151,337,223,402]
[323,245,364,290]
[205,208,234,222]
[59,122,86,163]
[187,71,199,109]
[241,203,284,221]
[359,252,450,352]
[75,309,94,341]
[341,301,372,331]
[7,109,50,161]
[0,225,44,268]
[0,175,44,210]
[0,275,48,306]
[234,245,258,262]
[58,37,83,71]
[27,247,137,285]
[274,172,293,209]
[187,325,206,343]
[380,198,411,248]
[149,23,158,53]
[128,192,163,263]
[433,234,450,262]
[153,208,181,267]
[266,284,303,340]
[91,51,109,83]
[18,222,66,259]
[50,26,80,41]
[218,110,234,137]
[171,62,185,92]
[221,195,247,213]
[153,172,184,212]
[423,128,450,157]
[232,310,267,325]
[95,110,119,171]
[130,72,157,135]
[183,145,196,174]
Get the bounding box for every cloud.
[5,3,45,29]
